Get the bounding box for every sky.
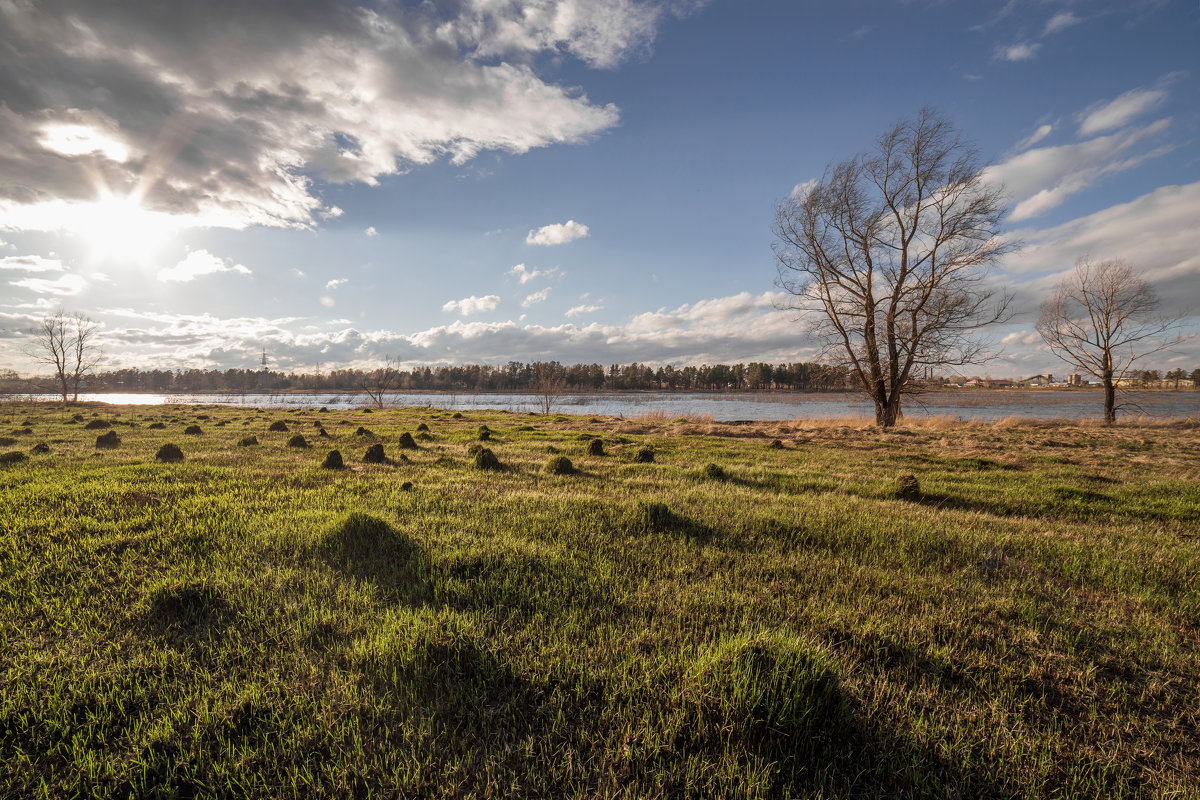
[1,0,1198,378]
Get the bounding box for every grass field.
[1,402,1197,799]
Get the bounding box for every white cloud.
[790,179,818,200]
[565,303,602,317]
[1043,11,1081,36]
[11,274,87,295]
[526,220,590,246]
[443,294,501,315]
[985,118,1172,221]
[364,226,378,237]
[1004,181,1200,294]
[1077,87,1167,136]
[522,288,551,307]
[452,0,685,70]
[994,42,1040,62]
[0,255,66,273]
[156,250,252,283]
[325,278,349,290]
[320,296,336,308]
[0,3,629,233]
[507,263,561,284]
[1015,123,1053,151]
[1001,330,1042,347]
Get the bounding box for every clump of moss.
[769,439,784,449]
[238,435,259,447]
[215,420,228,427]
[286,434,310,448]
[30,442,50,454]
[363,443,388,464]
[318,407,329,413]
[0,437,15,447]
[452,412,464,419]
[355,426,373,437]
[95,431,121,449]
[473,447,502,471]
[544,455,576,475]
[268,420,289,432]
[321,450,345,470]
[397,432,418,449]
[890,474,921,501]
[0,451,27,464]
[634,447,655,463]
[477,428,492,441]
[400,481,414,491]
[587,438,605,456]
[318,428,331,438]
[416,422,430,432]
[83,419,112,430]
[155,443,184,463]
[183,425,203,435]
[416,432,434,441]
[702,463,727,481]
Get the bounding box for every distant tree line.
[1,360,867,395]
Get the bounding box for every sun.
[73,192,179,265]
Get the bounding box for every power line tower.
[259,348,270,391]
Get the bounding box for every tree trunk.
[874,394,901,428]
[1103,375,1116,424]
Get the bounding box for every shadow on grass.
[135,579,232,643]
[628,631,998,797]
[321,513,629,624]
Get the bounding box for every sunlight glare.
[74,193,180,265]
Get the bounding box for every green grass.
[0,403,1198,798]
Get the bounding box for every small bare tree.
[27,311,102,403]
[773,108,1013,428]
[532,361,564,415]
[1036,257,1183,424]
[358,356,400,409]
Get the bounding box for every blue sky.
[2,0,1198,377]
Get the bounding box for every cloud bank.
[0,1,701,233]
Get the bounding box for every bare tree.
[358,356,400,409]
[26,311,102,403]
[1036,257,1183,424]
[773,108,1013,428]
[531,361,565,415]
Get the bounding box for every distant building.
[1068,373,1082,386]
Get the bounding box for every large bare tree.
[773,108,1013,428]
[1036,257,1183,424]
[27,311,103,403]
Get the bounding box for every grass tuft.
[155,443,184,462]
[544,455,577,475]
[94,430,120,448]
[473,447,503,471]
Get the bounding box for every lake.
[18,390,1200,422]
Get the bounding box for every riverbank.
[2,403,1197,797]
